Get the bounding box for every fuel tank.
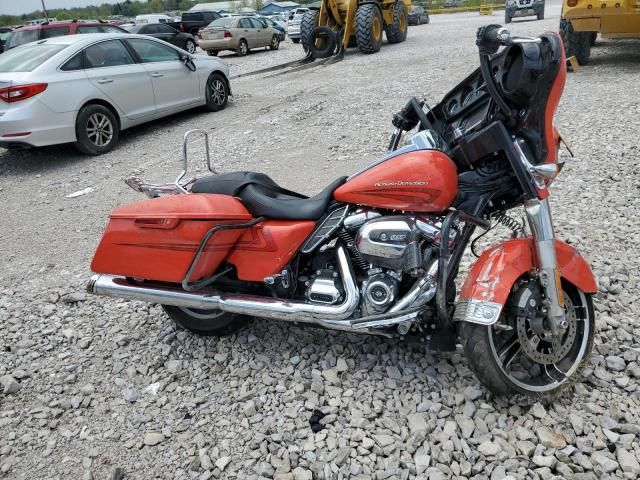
[334,149,458,212]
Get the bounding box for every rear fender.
[454,237,597,325]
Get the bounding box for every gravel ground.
[1,1,640,478]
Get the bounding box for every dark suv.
[173,11,222,35]
[4,20,126,51]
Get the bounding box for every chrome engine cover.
[355,216,420,271]
[361,270,400,316]
[306,271,342,305]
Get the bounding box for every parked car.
[170,10,222,35]
[0,28,12,51]
[286,8,310,43]
[135,14,173,25]
[505,0,545,22]
[408,6,430,25]
[126,23,197,53]
[256,16,286,40]
[0,33,230,154]
[266,15,288,32]
[3,20,127,51]
[198,17,282,56]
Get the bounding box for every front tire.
[385,2,408,44]
[74,104,119,155]
[185,39,196,53]
[560,19,591,65]
[356,4,384,54]
[269,34,280,50]
[236,39,249,56]
[163,306,246,336]
[204,72,228,112]
[460,279,595,398]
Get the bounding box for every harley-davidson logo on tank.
[334,150,458,212]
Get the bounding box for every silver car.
[0,33,231,155]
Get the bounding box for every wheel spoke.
[497,333,521,369]
[543,364,559,384]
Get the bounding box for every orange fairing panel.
[227,220,315,281]
[91,194,253,284]
[458,238,597,321]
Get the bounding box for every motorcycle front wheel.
[460,278,595,398]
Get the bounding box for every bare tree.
[253,0,265,11]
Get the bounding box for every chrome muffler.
[88,246,362,331]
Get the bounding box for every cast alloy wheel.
[204,72,229,112]
[185,39,196,53]
[86,113,114,148]
[210,78,226,106]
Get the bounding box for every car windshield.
[209,18,235,27]
[5,29,39,49]
[0,43,67,72]
[0,32,11,41]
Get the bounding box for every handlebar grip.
[476,24,510,54]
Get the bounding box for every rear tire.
[560,19,591,65]
[537,10,544,20]
[291,37,301,44]
[424,14,430,24]
[163,305,246,337]
[185,39,196,53]
[505,13,512,23]
[385,1,408,44]
[236,39,249,56]
[207,50,219,56]
[204,72,228,112]
[356,4,384,54]
[589,32,597,46]
[301,9,319,53]
[459,280,595,398]
[74,104,119,155]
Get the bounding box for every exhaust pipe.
[88,246,360,329]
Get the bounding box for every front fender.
[454,238,597,325]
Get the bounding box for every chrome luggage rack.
[125,129,215,198]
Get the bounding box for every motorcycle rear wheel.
[163,305,246,336]
[460,278,594,398]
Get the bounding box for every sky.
[1,0,122,16]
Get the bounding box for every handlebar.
[477,24,541,54]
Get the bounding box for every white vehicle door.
[125,38,200,113]
[83,39,156,120]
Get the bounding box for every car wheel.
[425,14,430,24]
[185,39,196,53]
[291,37,300,44]
[207,50,219,56]
[237,39,248,56]
[269,34,280,50]
[74,104,119,155]
[204,72,228,112]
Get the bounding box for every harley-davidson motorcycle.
[88,26,597,397]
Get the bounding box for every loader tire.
[306,26,337,58]
[356,4,383,54]
[560,19,591,65]
[301,9,319,52]
[385,1,408,44]
[589,32,597,46]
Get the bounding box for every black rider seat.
[191,171,347,221]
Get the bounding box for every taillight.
[0,83,48,103]
[224,30,233,38]
[197,32,202,40]
[179,22,184,32]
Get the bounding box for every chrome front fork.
[525,198,567,336]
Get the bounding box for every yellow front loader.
[300,0,412,58]
[560,0,640,65]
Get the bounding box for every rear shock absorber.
[337,229,369,271]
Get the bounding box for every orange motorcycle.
[89,26,597,397]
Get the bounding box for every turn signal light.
[567,0,578,6]
[224,30,233,38]
[0,83,48,103]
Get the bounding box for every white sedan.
[0,33,231,155]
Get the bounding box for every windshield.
[5,29,39,49]
[0,43,67,72]
[209,18,235,27]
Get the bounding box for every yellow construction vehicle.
[560,0,640,65]
[300,0,412,58]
